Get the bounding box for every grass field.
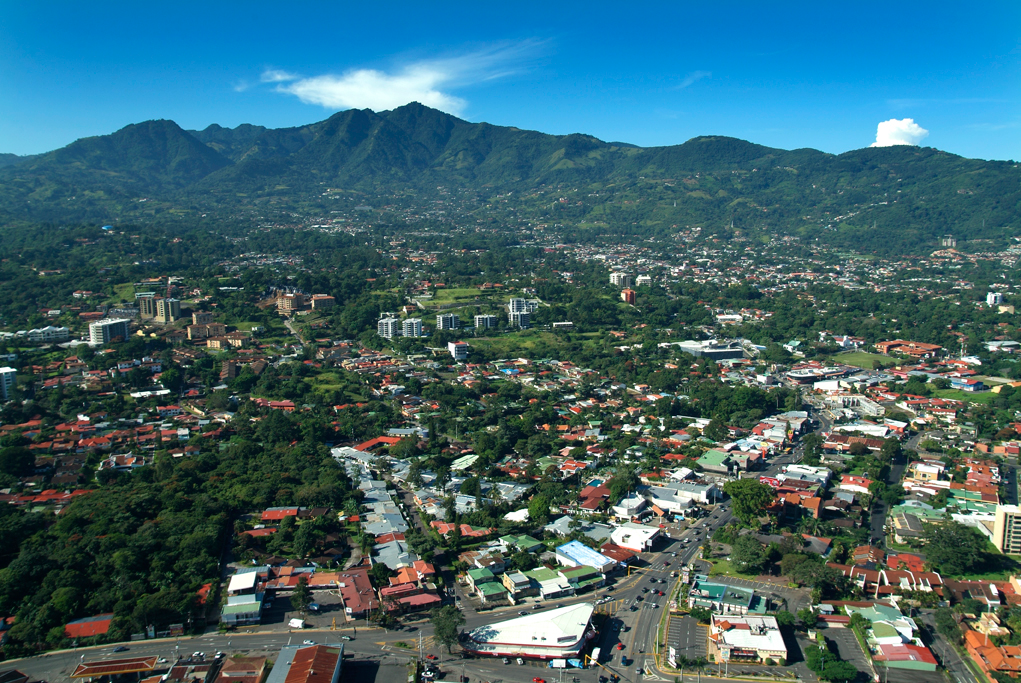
[931,388,997,404]
[831,351,890,368]
[109,282,135,303]
[426,287,498,306]
[707,558,759,579]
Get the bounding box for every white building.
[636,275,653,287]
[611,493,647,520]
[448,341,469,361]
[0,367,15,400]
[402,318,422,338]
[475,314,498,329]
[88,318,131,345]
[509,311,531,329]
[988,292,1005,306]
[436,313,459,330]
[709,614,787,664]
[609,272,632,288]
[781,465,831,486]
[610,522,661,552]
[460,603,595,660]
[377,317,402,339]
[26,326,70,343]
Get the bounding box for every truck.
[590,648,601,666]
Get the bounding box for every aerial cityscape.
[0,5,1019,683]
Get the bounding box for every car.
[426,655,438,660]
[215,652,225,659]
[599,677,608,683]
[517,658,525,665]
[113,646,129,652]
[649,578,657,583]
[157,659,168,664]
[519,610,528,615]
[671,552,677,557]
[636,667,644,675]
[503,658,510,665]
[616,643,624,650]
[641,587,648,593]
[663,562,670,567]
[532,603,544,610]
[556,604,565,608]
[533,678,546,683]
[192,652,202,658]
[302,640,316,645]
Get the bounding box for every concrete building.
[708,614,787,664]
[988,292,1005,306]
[0,367,15,400]
[436,313,459,330]
[993,505,1021,554]
[155,298,180,323]
[277,293,305,312]
[636,275,653,287]
[449,341,469,361]
[26,326,70,343]
[509,311,530,329]
[311,294,335,310]
[460,603,595,660]
[475,314,498,329]
[89,319,131,345]
[610,522,660,551]
[192,311,214,325]
[402,318,422,338]
[138,294,157,319]
[377,318,402,339]
[621,288,636,305]
[610,272,632,288]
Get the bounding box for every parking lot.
[711,576,811,614]
[819,628,872,682]
[667,616,706,662]
[258,590,347,629]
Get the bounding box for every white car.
[303,640,316,645]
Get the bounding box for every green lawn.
[707,558,759,579]
[108,282,135,303]
[831,351,890,369]
[931,389,997,404]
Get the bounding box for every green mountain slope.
[0,103,1017,252]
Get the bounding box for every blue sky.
[1,1,1018,160]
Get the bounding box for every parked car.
[341,636,353,641]
[302,640,316,645]
[516,658,525,665]
[502,658,510,665]
[616,643,624,650]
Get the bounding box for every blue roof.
[556,540,614,568]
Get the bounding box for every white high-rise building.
[636,275,653,287]
[988,292,1005,306]
[610,272,632,288]
[448,341,469,361]
[403,318,423,338]
[377,317,402,339]
[474,314,498,329]
[436,313,459,330]
[0,367,16,400]
[509,311,531,329]
[89,319,131,345]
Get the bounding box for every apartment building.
[0,367,16,400]
[89,319,131,345]
[993,505,1021,554]
[403,318,423,338]
[377,318,402,339]
[610,272,632,288]
[474,314,498,329]
[436,313,459,330]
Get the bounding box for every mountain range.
[0,103,1017,253]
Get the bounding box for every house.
[555,540,617,574]
[610,522,661,552]
[839,475,874,496]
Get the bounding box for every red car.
[616,643,624,650]
[426,655,437,660]
[533,678,546,683]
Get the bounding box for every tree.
[797,608,818,627]
[511,551,538,572]
[431,605,466,652]
[704,419,729,442]
[775,610,796,628]
[689,606,712,624]
[370,562,394,587]
[608,467,640,502]
[0,447,33,478]
[292,576,313,615]
[924,522,986,575]
[528,494,552,525]
[723,479,775,524]
[731,535,768,573]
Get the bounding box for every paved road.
[917,611,982,683]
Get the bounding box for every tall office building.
[610,272,632,288]
[89,319,131,345]
[377,318,402,339]
[994,505,1021,554]
[155,298,180,324]
[474,314,498,330]
[436,313,460,330]
[403,318,423,338]
[0,367,16,400]
[138,294,157,319]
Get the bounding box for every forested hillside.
[0,103,1017,254]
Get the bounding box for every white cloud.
[262,42,541,116]
[871,118,929,147]
[676,70,711,89]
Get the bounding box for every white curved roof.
[466,603,594,649]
